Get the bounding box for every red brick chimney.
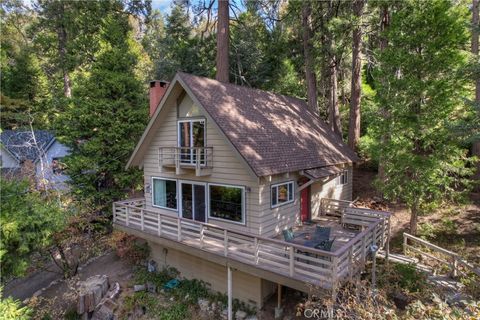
[149,80,169,117]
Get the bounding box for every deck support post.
[277,284,282,308]
[227,265,233,320]
[141,209,145,231]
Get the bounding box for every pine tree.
[373,0,473,235]
[57,9,147,208]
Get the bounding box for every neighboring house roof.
[0,130,55,163]
[128,72,359,177]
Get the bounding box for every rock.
[235,310,247,320]
[221,309,228,320]
[211,302,217,311]
[146,281,156,293]
[184,294,190,301]
[274,307,284,319]
[170,297,175,302]
[77,275,110,315]
[147,260,157,272]
[106,282,121,300]
[92,298,116,320]
[134,284,146,292]
[391,291,411,310]
[198,298,210,312]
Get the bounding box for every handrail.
[403,232,480,278]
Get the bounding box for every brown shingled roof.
[178,72,358,177]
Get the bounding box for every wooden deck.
[113,198,391,292]
[274,217,360,252]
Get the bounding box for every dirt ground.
[353,167,480,262]
[27,251,134,318]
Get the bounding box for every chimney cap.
[150,80,169,88]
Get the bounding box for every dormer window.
[178,119,205,164]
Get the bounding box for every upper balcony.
[113,198,391,295]
[159,146,213,176]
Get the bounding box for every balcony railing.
[159,147,213,176]
[113,198,391,292]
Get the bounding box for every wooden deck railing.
[403,233,480,279]
[113,198,390,291]
[320,198,353,217]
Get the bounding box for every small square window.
[271,181,294,208]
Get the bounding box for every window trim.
[270,181,295,209]
[178,179,207,221]
[151,177,178,212]
[336,170,349,187]
[177,118,207,166]
[207,182,246,225]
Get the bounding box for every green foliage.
[0,179,66,279]
[0,287,32,320]
[392,263,427,293]
[370,0,475,229]
[56,7,147,208]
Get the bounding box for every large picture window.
[209,184,244,224]
[271,181,294,208]
[152,178,177,210]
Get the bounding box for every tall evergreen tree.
[57,7,147,208]
[216,0,230,82]
[373,0,473,235]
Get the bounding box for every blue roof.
[0,130,55,163]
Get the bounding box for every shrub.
[0,287,32,320]
[109,231,149,265]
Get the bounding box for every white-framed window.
[208,183,245,224]
[177,119,206,164]
[152,177,178,210]
[337,170,349,186]
[271,181,294,208]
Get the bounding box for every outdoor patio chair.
[314,237,336,252]
[282,228,295,242]
[314,226,331,242]
[314,237,336,268]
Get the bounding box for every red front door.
[300,186,310,222]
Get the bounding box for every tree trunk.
[472,0,480,185]
[328,56,342,137]
[348,0,365,151]
[410,205,418,236]
[56,2,71,98]
[216,0,230,83]
[377,5,390,186]
[302,2,318,111]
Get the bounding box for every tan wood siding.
[258,173,301,237]
[149,241,266,308]
[142,91,261,234]
[311,166,353,220]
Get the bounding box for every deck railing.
[320,198,354,217]
[159,147,213,170]
[113,198,390,291]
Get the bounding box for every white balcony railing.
[159,147,213,175]
[113,198,390,292]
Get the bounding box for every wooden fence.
[403,233,480,279]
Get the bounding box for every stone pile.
[77,275,121,320]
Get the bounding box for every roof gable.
[127,72,358,177]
